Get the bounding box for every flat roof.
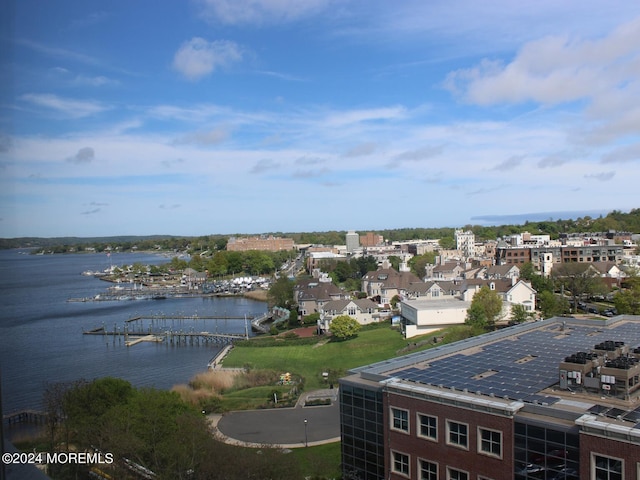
[351,316,640,412]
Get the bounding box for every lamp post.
[304,418,308,447]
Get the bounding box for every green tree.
[509,304,531,324]
[552,263,607,308]
[614,277,640,314]
[466,286,503,330]
[438,235,455,249]
[329,315,361,340]
[268,275,294,309]
[408,252,436,278]
[538,290,565,319]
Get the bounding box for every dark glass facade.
[340,381,385,480]
[514,421,580,479]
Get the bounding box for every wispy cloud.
[250,159,281,174]
[172,38,243,81]
[601,142,640,163]
[584,171,615,181]
[196,0,334,25]
[342,142,379,158]
[491,155,526,171]
[20,93,109,118]
[175,128,229,145]
[537,155,567,169]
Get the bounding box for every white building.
[400,298,470,338]
[345,230,360,253]
[455,229,476,258]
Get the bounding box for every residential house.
[318,298,382,331]
[361,268,422,306]
[294,278,348,317]
[461,278,537,318]
[425,261,467,281]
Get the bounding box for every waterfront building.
[339,315,640,480]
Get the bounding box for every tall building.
[339,315,640,480]
[346,230,360,253]
[455,229,476,258]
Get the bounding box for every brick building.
[340,316,640,480]
[226,235,294,252]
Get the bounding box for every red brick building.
[340,316,640,480]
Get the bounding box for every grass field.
[221,325,414,390]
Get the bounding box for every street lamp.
[304,418,308,447]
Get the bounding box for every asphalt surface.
[210,389,340,448]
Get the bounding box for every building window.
[478,428,502,458]
[348,306,356,315]
[419,459,438,480]
[446,467,468,480]
[418,414,437,441]
[392,451,410,476]
[391,408,409,433]
[593,454,622,480]
[446,421,468,449]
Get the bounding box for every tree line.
[3,208,638,251]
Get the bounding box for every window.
[479,428,502,458]
[348,306,356,315]
[392,451,410,476]
[593,454,622,480]
[446,421,468,449]
[419,459,438,480]
[391,408,409,432]
[446,467,468,480]
[418,414,437,441]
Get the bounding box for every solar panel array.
[394,321,640,406]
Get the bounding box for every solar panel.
[391,320,640,407]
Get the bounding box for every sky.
[1,0,639,238]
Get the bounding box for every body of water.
[0,250,266,415]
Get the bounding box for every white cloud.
[196,0,334,25]
[19,93,109,118]
[172,37,243,81]
[444,16,640,106]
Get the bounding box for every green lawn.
[222,325,419,390]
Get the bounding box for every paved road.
[210,389,340,448]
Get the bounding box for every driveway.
[210,389,340,448]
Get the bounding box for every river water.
[0,250,266,415]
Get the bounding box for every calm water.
[0,250,266,414]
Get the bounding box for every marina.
[0,250,268,415]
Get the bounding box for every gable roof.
[322,298,379,312]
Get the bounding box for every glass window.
[446,467,468,480]
[392,451,410,476]
[418,414,437,440]
[593,454,622,480]
[391,408,409,432]
[419,459,438,480]
[447,421,468,448]
[479,428,502,458]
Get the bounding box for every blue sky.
[1,0,639,238]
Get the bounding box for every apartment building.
[340,315,640,480]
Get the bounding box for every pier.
[82,312,270,347]
[3,410,48,426]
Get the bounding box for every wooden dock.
[3,410,48,425]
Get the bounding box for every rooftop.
[349,315,640,428]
